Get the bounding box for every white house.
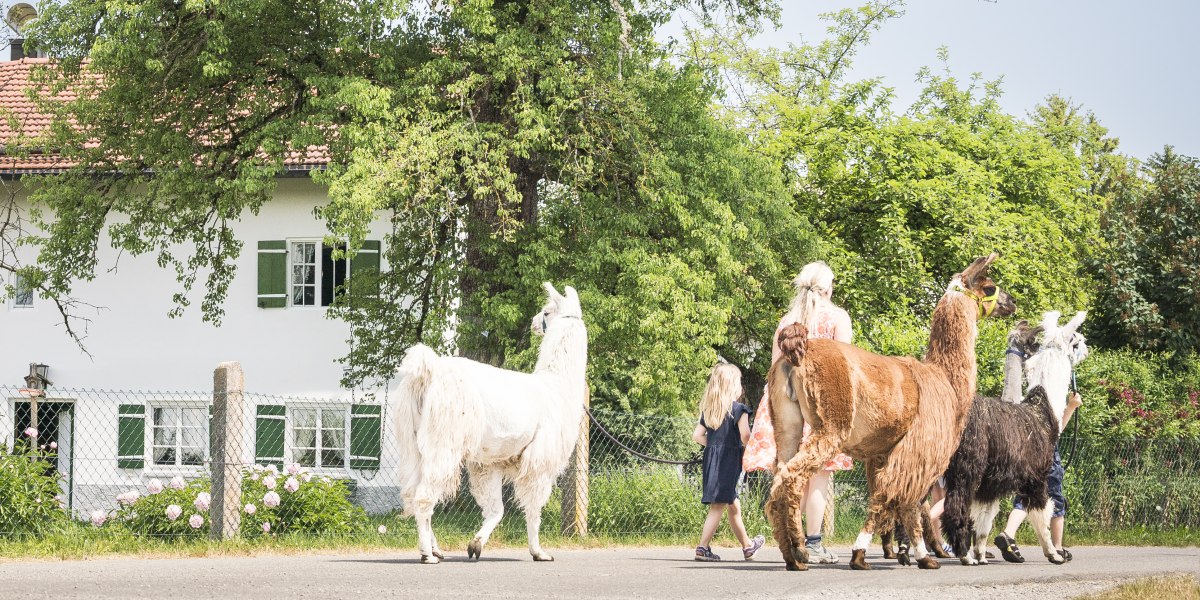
[0,21,404,515]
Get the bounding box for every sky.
[663,0,1199,161]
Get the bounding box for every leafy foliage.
[1087,147,1200,359]
[0,438,67,538]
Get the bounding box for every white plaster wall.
[1,177,389,398]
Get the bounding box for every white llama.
[394,282,588,563]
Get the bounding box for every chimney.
[11,38,23,61]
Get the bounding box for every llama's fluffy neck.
[1025,344,1073,432]
[999,346,1025,404]
[925,290,979,407]
[534,319,588,384]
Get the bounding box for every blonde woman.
[692,362,766,561]
[743,261,853,564]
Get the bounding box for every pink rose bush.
[107,467,363,539]
[23,427,37,438]
[90,510,107,527]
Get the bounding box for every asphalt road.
[2,545,1197,600]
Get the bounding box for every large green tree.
[25,0,814,412]
[689,2,1109,332]
[1088,147,1200,359]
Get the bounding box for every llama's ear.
[543,282,564,301]
[1040,310,1062,334]
[1063,311,1087,337]
[563,286,579,302]
[961,252,998,284]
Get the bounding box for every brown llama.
[765,254,1015,571]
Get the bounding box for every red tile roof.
[0,58,329,175]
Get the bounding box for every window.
[289,241,347,307]
[258,239,379,310]
[12,273,33,308]
[150,406,207,467]
[290,407,346,469]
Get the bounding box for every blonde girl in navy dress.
[692,362,766,561]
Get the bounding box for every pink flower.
[39,444,45,450]
[169,476,186,490]
[377,525,387,534]
[116,490,140,506]
[265,464,279,476]
[194,492,211,512]
[166,505,183,521]
[23,427,37,438]
[49,441,57,450]
[244,503,257,515]
[146,479,164,495]
[284,477,300,493]
[188,514,204,529]
[262,476,277,490]
[262,522,271,533]
[263,491,281,508]
[299,472,312,483]
[90,510,107,527]
[250,472,260,481]
[286,463,302,475]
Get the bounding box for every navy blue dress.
[700,402,749,504]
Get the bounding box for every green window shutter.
[349,240,381,296]
[349,404,381,470]
[117,404,145,469]
[257,240,287,308]
[255,405,286,468]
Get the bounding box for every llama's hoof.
[532,553,554,562]
[1046,552,1066,565]
[849,549,872,570]
[420,554,440,564]
[896,544,911,566]
[467,538,482,561]
[792,544,810,565]
[785,559,809,571]
[960,556,976,566]
[882,546,897,560]
[917,556,940,570]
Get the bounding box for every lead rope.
[585,405,703,466]
[1062,369,1081,472]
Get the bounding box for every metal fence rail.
[1,384,1196,541]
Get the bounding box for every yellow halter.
[951,282,999,318]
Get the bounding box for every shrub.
[0,432,67,538]
[110,464,366,538]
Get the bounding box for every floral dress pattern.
[742,309,854,473]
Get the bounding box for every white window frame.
[10,273,34,310]
[145,402,209,475]
[287,238,351,309]
[285,403,350,474]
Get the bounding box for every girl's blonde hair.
[699,363,743,428]
[785,261,835,331]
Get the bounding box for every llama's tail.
[394,344,439,514]
[777,322,809,366]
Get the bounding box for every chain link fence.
[2,382,1197,542]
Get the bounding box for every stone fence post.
[210,362,245,540]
